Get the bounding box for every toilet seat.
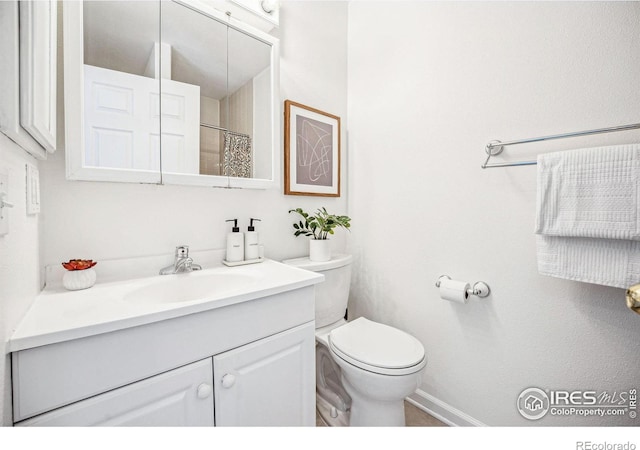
[328,317,426,376]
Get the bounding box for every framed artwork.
[284,100,341,197]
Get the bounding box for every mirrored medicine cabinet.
[63,0,280,189]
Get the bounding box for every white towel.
[535,144,640,240]
[537,235,640,289]
[535,144,640,288]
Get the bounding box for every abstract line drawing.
[285,100,341,197]
[296,116,333,187]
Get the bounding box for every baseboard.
[407,389,487,427]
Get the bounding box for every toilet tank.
[282,254,352,328]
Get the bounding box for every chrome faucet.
[160,246,202,275]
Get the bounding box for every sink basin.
[124,271,259,305]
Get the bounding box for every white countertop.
[9,259,323,352]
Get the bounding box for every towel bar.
[481,122,640,168]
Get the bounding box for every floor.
[315,400,447,427]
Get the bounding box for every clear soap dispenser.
[225,219,244,262]
[245,218,261,260]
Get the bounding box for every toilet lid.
[328,317,425,372]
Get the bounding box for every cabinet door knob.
[261,0,278,14]
[197,383,213,399]
[221,374,236,389]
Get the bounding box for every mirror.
[81,0,161,183]
[64,0,279,189]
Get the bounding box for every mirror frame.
[63,0,280,189]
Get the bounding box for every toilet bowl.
[282,254,427,426]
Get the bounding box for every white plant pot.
[309,239,331,262]
[63,268,97,291]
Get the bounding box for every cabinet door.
[17,359,214,427]
[213,322,315,426]
[19,0,57,152]
[0,1,48,159]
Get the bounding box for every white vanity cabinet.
[11,282,318,427]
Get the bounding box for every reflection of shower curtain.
[223,132,252,178]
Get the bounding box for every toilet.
[282,254,426,426]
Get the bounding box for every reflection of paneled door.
[84,64,199,174]
[84,65,159,170]
[154,80,200,174]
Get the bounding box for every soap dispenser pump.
[225,219,244,262]
[245,218,261,261]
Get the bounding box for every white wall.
[0,136,41,425]
[347,1,640,426]
[39,1,349,272]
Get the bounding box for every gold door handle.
[625,284,640,315]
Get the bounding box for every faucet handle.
[175,245,189,258]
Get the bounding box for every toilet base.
[347,387,406,427]
[316,393,350,426]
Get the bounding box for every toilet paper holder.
[435,275,491,298]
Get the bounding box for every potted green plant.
[289,207,351,262]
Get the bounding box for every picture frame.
[284,100,341,197]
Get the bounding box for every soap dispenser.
[245,218,261,260]
[225,219,244,262]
